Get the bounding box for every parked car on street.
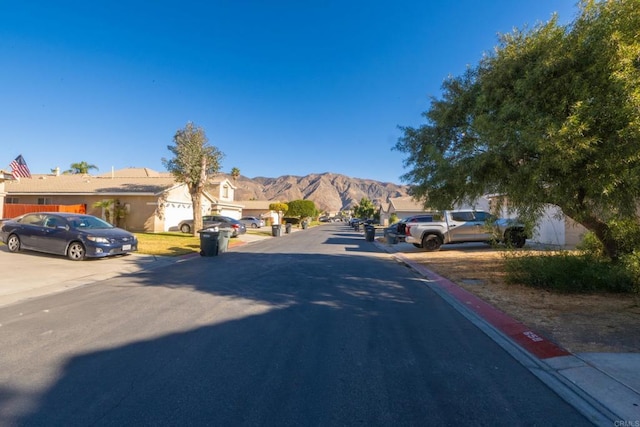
[404,210,527,251]
[239,216,265,228]
[383,218,408,243]
[0,212,138,260]
[178,215,247,237]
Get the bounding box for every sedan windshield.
[68,216,113,229]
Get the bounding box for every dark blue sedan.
[0,212,138,260]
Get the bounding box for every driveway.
[0,247,183,307]
[0,231,270,307]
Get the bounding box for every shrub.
[504,252,636,293]
[576,232,604,257]
[620,251,640,294]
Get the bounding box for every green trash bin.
[198,228,219,256]
[218,228,232,253]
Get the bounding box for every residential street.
[0,224,590,425]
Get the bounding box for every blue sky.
[1,1,578,184]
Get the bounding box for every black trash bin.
[218,229,232,253]
[198,228,219,256]
[285,223,292,234]
[272,224,282,237]
[365,225,376,242]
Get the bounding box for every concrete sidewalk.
[376,240,640,424]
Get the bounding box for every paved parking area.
[0,247,185,307]
[0,231,272,307]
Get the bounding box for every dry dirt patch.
[395,243,640,353]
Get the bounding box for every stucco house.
[3,168,243,232]
[236,200,278,225]
[379,197,424,225]
[0,170,16,219]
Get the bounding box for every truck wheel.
[422,234,442,251]
[507,230,526,248]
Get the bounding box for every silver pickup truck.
[403,210,527,251]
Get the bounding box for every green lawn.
[134,229,271,256]
[134,232,201,256]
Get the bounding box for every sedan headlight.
[87,236,110,243]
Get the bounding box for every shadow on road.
[1,226,587,425]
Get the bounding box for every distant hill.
[225,172,410,212]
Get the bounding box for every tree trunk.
[190,156,208,237]
[577,215,619,261]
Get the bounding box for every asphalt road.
[0,224,590,426]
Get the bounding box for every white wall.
[162,185,212,231]
[532,205,565,246]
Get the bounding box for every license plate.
[122,244,131,251]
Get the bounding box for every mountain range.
[227,173,410,213]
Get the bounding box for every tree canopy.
[162,122,224,236]
[353,197,376,219]
[65,161,98,174]
[269,202,289,224]
[269,202,289,214]
[395,0,640,260]
[230,167,240,182]
[287,200,317,219]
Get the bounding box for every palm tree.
[93,199,114,224]
[66,161,99,174]
[231,167,240,182]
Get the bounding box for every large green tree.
[287,200,317,221]
[395,0,640,260]
[162,122,224,236]
[353,197,376,219]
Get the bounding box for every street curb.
[374,241,619,425]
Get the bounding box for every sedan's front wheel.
[6,234,21,253]
[67,242,86,261]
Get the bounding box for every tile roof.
[6,171,177,195]
[237,200,274,209]
[97,167,170,178]
[388,196,426,212]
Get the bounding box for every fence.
[3,204,86,218]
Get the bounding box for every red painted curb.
[396,254,570,360]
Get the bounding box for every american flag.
[10,155,32,178]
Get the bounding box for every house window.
[223,185,229,198]
[37,197,53,205]
[5,197,18,204]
